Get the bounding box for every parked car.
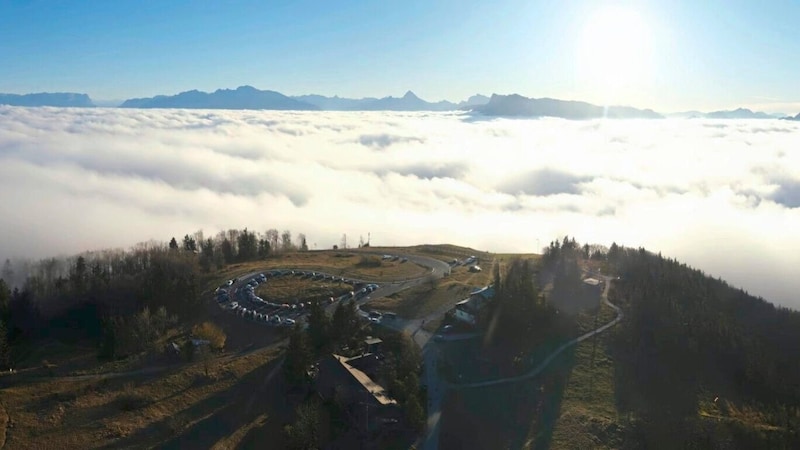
[283,318,296,326]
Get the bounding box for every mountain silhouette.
[120,86,318,110]
[294,91,459,111]
[474,94,662,119]
[0,92,94,107]
[706,108,773,119]
[458,94,491,108]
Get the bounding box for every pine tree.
[306,300,331,352]
[168,237,179,251]
[284,324,312,385]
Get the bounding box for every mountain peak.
[403,90,418,99]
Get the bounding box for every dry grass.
[255,277,352,304]
[370,281,473,319]
[203,250,428,294]
[0,345,282,449]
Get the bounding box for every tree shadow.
[100,355,285,449]
[439,344,577,450]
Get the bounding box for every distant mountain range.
[1,87,798,121]
[293,90,461,111]
[0,92,94,107]
[783,112,800,121]
[120,86,318,110]
[474,94,663,119]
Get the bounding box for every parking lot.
[214,269,381,328]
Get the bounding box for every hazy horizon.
[1,106,798,309]
[3,1,800,113]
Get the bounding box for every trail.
[450,275,621,389]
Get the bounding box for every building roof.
[364,337,383,346]
[333,354,397,406]
[455,298,478,314]
[583,278,601,286]
[470,285,495,299]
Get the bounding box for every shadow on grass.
[100,355,286,449]
[439,344,577,450]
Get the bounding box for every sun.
[577,7,653,98]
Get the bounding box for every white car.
[283,318,296,326]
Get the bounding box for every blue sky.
[1,0,799,112]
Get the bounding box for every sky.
[1,0,800,112]
[1,107,799,309]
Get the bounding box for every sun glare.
[578,7,652,98]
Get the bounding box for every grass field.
[202,250,430,294]
[369,281,474,319]
[255,277,353,304]
[0,345,285,450]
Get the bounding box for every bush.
[356,255,382,268]
[116,383,151,411]
[191,322,226,350]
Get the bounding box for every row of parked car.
[215,270,381,327]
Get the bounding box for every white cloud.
[1,106,799,308]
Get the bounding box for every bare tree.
[266,229,279,252]
[281,230,294,252]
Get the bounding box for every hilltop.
[1,234,799,449]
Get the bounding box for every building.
[582,277,603,295]
[315,352,402,432]
[452,285,496,325]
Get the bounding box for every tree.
[70,256,88,295]
[266,229,279,253]
[284,324,312,385]
[331,300,359,347]
[297,233,308,252]
[183,234,197,252]
[192,321,226,350]
[237,228,258,261]
[0,279,10,319]
[281,230,294,252]
[306,300,331,352]
[284,401,321,449]
[1,259,13,285]
[0,319,10,369]
[221,239,234,264]
[168,237,179,251]
[258,238,271,259]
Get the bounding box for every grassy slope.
[0,346,284,449]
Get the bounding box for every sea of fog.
[1,106,799,308]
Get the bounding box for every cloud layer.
[1,106,799,308]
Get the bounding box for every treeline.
[486,237,601,355]
[170,228,309,272]
[0,227,309,367]
[608,245,800,447]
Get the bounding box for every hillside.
[2,236,799,449]
[439,239,800,449]
[0,92,94,107]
